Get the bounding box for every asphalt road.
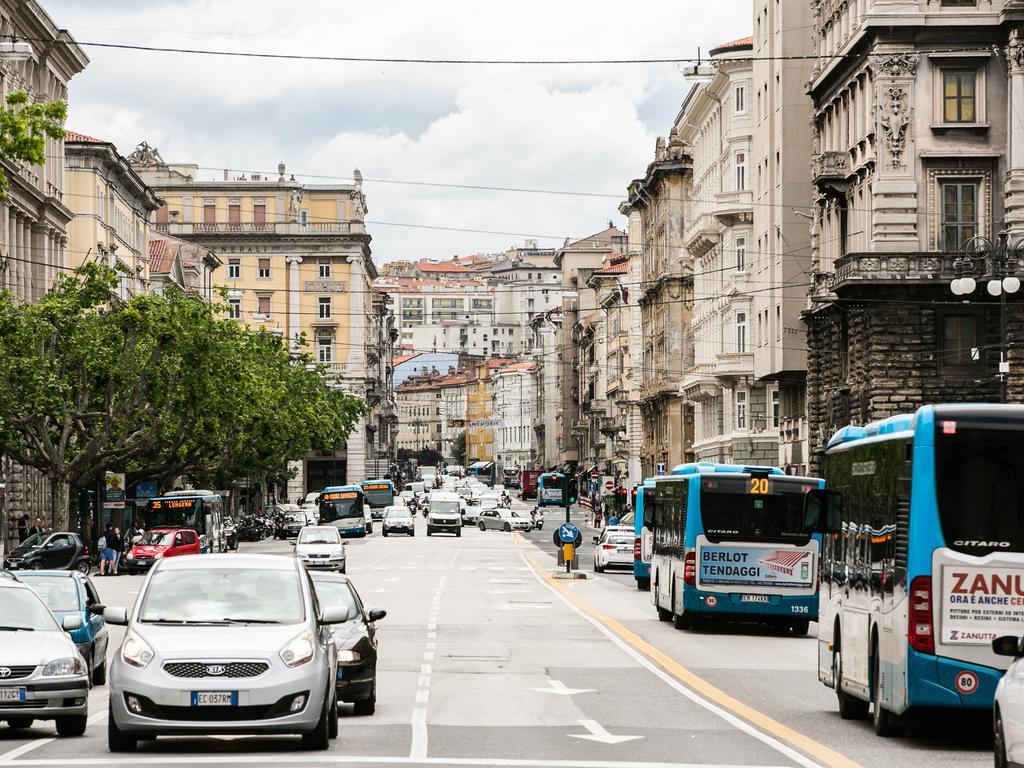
[0,497,995,768]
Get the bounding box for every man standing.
[28,517,44,538]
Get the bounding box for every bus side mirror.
[993,636,1024,658]
[804,489,842,533]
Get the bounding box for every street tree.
[451,429,467,467]
[0,91,66,198]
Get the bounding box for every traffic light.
[562,469,577,506]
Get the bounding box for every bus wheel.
[872,651,903,736]
[833,648,868,720]
[790,620,809,636]
[636,577,650,591]
[671,594,689,630]
[655,582,672,622]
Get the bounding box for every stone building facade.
[805,0,1024,472]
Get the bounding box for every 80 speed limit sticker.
[955,670,979,695]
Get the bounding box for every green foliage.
[0,91,67,198]
[0,264,368,528]
[451,429,467,467]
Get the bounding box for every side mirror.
[993,635,1024,658]
[61,614,83,631]
[289,541,296,546]
[89,603,106,616]
[804,489,843,534]
[320,606,354,625]
[367,608,387,622]
[592,536,600,544]
[103,606,129,626]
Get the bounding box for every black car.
[310,572,386,715]
[4,532,91,574]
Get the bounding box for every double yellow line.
[515,536,862,768]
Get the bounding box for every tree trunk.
[50,474,70,532]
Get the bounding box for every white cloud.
[45,0,752,260]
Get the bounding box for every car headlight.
[121,629,155,669]
[280,630,315,667]
[331,549,345,560]
[337,650,361,663]
[42,656,85,677]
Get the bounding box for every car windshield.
[1,589,62,630]
[14,532,47,552]
[605,535,633,546]
[138,567,305,624]
[298,527,341,545]
[431,501,460,514]
[137,531,174,546]
[385,508,411,519]
[311,578,359,618]
[18,576,80,612]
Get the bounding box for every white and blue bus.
[361,479,395,521]
[319,485,368,537]
[537,472,565,508]
[633,477,656,591]
[810,404,1024,735]
[647,462,823,635]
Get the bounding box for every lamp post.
[950,232,1024,403]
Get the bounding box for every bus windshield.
[361,481,394,509]
[145,498,202,530]
[699,477,816,545]
[320,490,364,524]
[936,419,1024,554]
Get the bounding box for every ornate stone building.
[0,1,87,543]
[805,0,1024,472]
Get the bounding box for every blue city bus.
[648,462,823,635]
[360,479,395,521]
[633,478,656,591]
[468,461,498,487]
[537,472,565,507]
[812,404,1024,735]
[143,490,225,554]
[319,485,367,537]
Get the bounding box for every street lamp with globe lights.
[950,232,1024,402]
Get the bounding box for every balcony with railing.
[153,220,364,237]
[812,151,850,186]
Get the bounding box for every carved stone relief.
[879,87,910,170]
[868,52,920,79]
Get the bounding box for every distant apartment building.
[491,362,537,469]
[147,232,220,301]
[395,375,443,454]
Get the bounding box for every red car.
[122,528,201,574]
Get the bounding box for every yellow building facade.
[466,362,494,463]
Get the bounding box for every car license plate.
[617,547,631,554]
[0,688,25,702]
[740,594,771,603]
[191,691,238,706]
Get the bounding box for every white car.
[426,492,462,537]
[993,635,1024,766]
[300,504,320,526]
[294,526,347,572]
[592,526,635,573]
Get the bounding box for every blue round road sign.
[557,522,580,544]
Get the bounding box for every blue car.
[15,570,109,685]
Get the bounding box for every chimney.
[223,169,229,181]
[278,162,286,181]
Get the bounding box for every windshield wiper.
[140,618,230,625]
[0,625,34,631]
[220,618,282,624]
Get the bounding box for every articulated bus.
[648,462,824,635]
[360,479,395,521]
[813,404,1024,735]
[468,461,499,487]
[143,490,225,554]
[633,478,656,591]
[319,485,367,537]
[537,472,565,507]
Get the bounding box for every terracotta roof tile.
[64,130,108,144]
[148,239,176,274]
[710,36,753,55]
[392,352,421,367]
[417,260,478,273]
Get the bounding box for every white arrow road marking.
[569,719,642,745]
[530,679,594,696]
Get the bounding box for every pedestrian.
[16,514,28,543]
[28,517,44,538]
[98,523,114,576]
[594,507,603,529]
[111,527,123,575]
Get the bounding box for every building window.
[318,337,333,364]
[771,390,780,429]
[257,295,271,316]
[940,0,977,6]
[203,201,216,224]
[258,258,271,279]
[736,312,747,353]
[253,203,267,225]
[943,70,976,123]
[940,181,978,250]
[227,298,241,319]
[228,259,240,279]
[318,296,332,319]
[735,152,746,191]
[319,260,331,278]
[228,201,241,225]
[736,391,747,430]
[940,313,981,369]
[735,236,746,272]
[734,85,745,113]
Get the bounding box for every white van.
[427,491,462,537]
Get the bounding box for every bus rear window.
[936,423,1024,554]
[699,478,811,545]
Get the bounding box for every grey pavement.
[0,497,996,768]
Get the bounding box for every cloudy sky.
[46,1,751,263]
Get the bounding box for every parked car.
[309,571,386,715]
[294,526,347,573]
[122,529,201,575]
[16,570,109,685]
[477,508,532,533]
[104,554,343,751]
[0,575,89,736]
[222,517,240,551]
[3,532,91,574]
[381,506,415,537]
[592,526,635,573]
[300,504,320,526]
[276,509,307,540]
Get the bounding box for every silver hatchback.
[104,554,347,751]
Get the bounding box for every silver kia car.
[104,554,346,751]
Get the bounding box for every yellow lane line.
[513,533,862,768]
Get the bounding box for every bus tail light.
[683,551,696,586]
[908,576,935,654]
[633,537,641,560]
